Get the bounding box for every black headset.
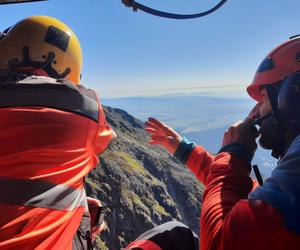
[278,71,300,128]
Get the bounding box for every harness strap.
[0,76,99,122]
[0,176,86,210]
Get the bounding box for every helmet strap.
[266,111,298,159]
[259,83,288,158]
[270,126,285,159]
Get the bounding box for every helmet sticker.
[45,25,70,52]
[7,46,71,79]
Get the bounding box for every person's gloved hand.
[145,117,182,154]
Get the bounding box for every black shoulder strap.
[0,76,99,122]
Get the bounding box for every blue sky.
[0,0,300,98]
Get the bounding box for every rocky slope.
[85,106,204,249]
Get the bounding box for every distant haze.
[103,95,277,178]
[99,83,249,99]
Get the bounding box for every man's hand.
[87,197,106,242]
[222,103,262,154]
[222,118,259,155]
[248,102,262,119]
[144,117,182,154]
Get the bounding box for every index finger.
[145,120,159,130]
[87,197,102,206]
[248,102,262,119]
[147,117,167,129]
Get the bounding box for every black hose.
[0,0,48,5]
[122,0,228,20]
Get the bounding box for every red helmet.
[247,36,300,101]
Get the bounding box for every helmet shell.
[0,16,82,84]
[247,37,300,101]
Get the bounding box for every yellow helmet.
[0,16,82,84]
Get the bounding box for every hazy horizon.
[103,94,276,178]
[101,86,249,99]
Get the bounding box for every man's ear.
[265,83,283,113]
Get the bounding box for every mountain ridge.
[85,106,204,249]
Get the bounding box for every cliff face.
[85,106,204,250]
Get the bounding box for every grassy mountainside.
[85,106,204,249]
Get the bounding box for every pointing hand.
[145,117,182,154]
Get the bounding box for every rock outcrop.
[85,106,204,249]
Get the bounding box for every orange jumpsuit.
[126,137,300,250]
[0,75,114,249]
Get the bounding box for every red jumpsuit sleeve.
[185,145,214,186]
[199,152,283,250]
[177,138,259,188]
[173,138,214,186]
[200,152,252,249]
[93,99,115,155]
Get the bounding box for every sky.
[0,0,300,98]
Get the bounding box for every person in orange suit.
[0,16,114,249]
[131,36,300,250]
